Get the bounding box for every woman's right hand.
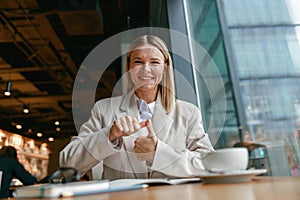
[109,116,142,142]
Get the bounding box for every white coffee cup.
[202,148,249,172]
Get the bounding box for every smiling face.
[128,44,165,98]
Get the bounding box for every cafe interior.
[0,0,300,199]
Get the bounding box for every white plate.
[197,169,268,184]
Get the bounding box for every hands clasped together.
[109,116,157,162]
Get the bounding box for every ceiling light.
[23,105,29,114]
[37,132,43,137]
[4,81,11,96]
[48,137,54,142]
[54,120,60,126]
[55,127,61,132]
[16,124,22,129]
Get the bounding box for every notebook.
[13,180,110,198]
[109,177,201,188]
[13,178,201,198]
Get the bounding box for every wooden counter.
[8,177,300,200]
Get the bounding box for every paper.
[110,177,201,188]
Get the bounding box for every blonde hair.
[126,35,175,112]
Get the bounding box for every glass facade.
[180,0,300,176]
[219,0,300,176]
[183,0,240,148]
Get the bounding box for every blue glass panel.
[223,0,300,26]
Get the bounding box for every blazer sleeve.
[11,159,36,185]
[150,104,214,177]
[59,101,123,175]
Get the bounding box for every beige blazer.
[59,90,214,179]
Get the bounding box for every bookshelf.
[0,129,50,181]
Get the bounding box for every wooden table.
[8,177,300,200]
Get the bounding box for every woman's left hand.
[133,119,158,162]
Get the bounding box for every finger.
[109,124,118,141]
[119,118,128,133]
[135,137,154,152]
[139,121,147,128]
[120,117,129,133]
[133,146,143,160]
[134,136,143,147]
[145,119,154,137]
[125,116,134,133]
[134,146,148,156]
[114,120,123,132]
[132,117,140,130]
[134,145,143,153]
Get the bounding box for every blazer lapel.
[152,93,174,138]
[118,90,148,177]
[117,89,139,120]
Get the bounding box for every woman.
[60,35,214,179]
[0,146,36,198]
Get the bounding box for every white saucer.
[197,169,268,184]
